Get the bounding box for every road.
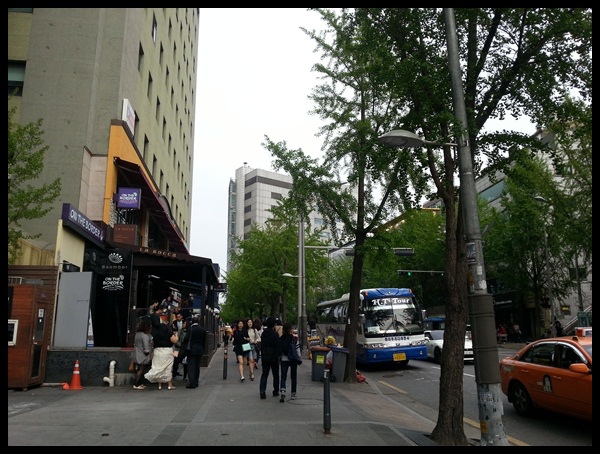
[361,346,592,446]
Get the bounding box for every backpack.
[287,339,302,365]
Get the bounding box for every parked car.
[424,329,474,363]
[499,336,592,422]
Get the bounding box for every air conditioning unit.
[8,276,24,285]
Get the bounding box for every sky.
[189,9,327,272]
[189,8,535,276]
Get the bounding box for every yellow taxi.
[499,335,592,422]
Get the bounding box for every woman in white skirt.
[145,321,177,390]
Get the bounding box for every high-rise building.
[9,8,198,259]
[8,9,222,375]
[227,163,337,272]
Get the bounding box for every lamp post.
[282,217,307,356]
[378,8,507,445]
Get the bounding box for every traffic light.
[398,270,412,277]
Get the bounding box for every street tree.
[264,8,431,392]
[225,198,329,323]
[8,106,61,264]
[265,7,590,445]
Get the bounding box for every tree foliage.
[223,198,329,324]
[8,106,61,264]
[262,7,590,445]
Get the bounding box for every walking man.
[185,315,207,389]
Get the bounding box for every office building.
[9,8,198,258]
[8,8,222,384]
[227,163,337,272]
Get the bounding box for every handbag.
[128,359,136,373]
[242,342,252,352]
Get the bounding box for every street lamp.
[378,8,507,445]
[533,196,555,336]
[282,216,307,356]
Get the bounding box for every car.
[499,335,592,422]
[424,329,474,363]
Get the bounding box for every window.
[8,62,25,96]
[151,15,158,44]
[8,320,19,346]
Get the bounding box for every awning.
[108,241,219,285]
[113,157,188,253]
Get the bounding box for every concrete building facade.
[227,163,337,272]
[8,9,223,386]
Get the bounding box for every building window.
[8,62,25,97]
[152,15,158,44]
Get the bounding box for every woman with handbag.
[144,319,178,390]
[232,319,251,382]
[246,318,260,380]
[278,322,301,402]
[132,316,153,390]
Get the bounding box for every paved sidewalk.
[8,347,484,446]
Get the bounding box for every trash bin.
[329,345,349,383]
[310,346,330,381]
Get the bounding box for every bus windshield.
[362,296,422,337]
[316,287,427,366]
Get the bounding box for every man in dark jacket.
[259,316,282,399]
[185,315,207,389]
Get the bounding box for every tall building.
[8,9,222,379]
[9,8,198,258]
[227,163,336,272]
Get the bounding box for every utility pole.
[444,8,507,445]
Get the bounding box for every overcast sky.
[189,8,534,276]
[189,8,326,273]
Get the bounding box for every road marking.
[378,380,408,394]
[379,380,529,446]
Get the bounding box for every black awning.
[113,157,188,253]
[109,241,219,285]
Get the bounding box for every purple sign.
[61,203,105,246]
[117,187,141,209]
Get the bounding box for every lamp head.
[378,129,425,148]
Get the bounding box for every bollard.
[223,342,228,380]
[323,368,331,434]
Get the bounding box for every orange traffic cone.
[68,360,84,390]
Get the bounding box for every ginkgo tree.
[263,7,591,446]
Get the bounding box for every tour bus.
[316,287,427,366]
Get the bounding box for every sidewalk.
[8,347,482,446]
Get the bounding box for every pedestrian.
[185,315,207,389]
[512,322,522,342]
[171,312,186,378]
[232,319,251,381]
[278,322,301,402]
[150,303,165,335]
[145,318,178,390]
[275,318,283,336]
[555,319,563,337]
[259,316,282,399]
[179,298,192,320]
[132,316,153,390]
[253,317,263,369]
[246,318,260,380]
[148,299,160,315]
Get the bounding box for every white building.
[226,163,336,272]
